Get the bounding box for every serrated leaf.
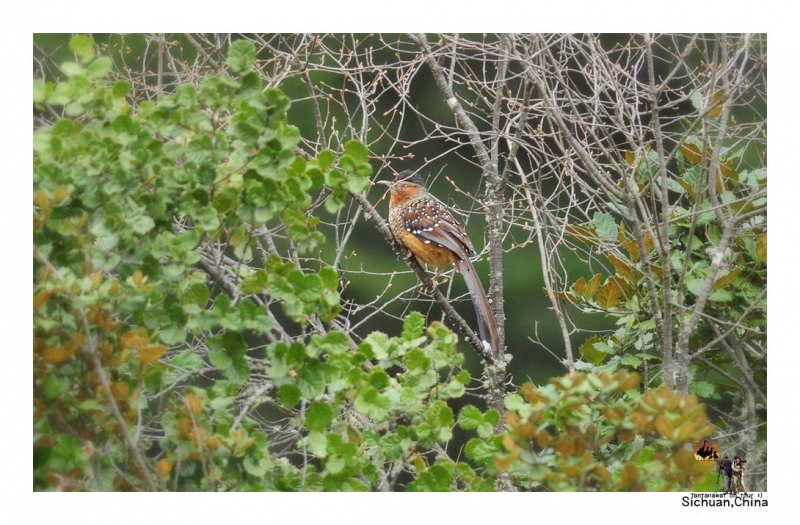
[342,140,369,165]
[621,355,642,368]
[755,234,767,263]
[317,149,335,170]
[690,381,716,398]
[182,282,210,308]
[713,269,741,290]
[69,35,95,63]
[579,336,607,365]
[354,386,391,421]
[208,347,233,370]
[243,457,268,477]
[597,280,623,309]
[307,431,328,457]
[402,311,425,340]
[458,405,484,430]
[465,438,498,462]
[228,40,257,74]
[131,215,155,235]
[319,266,339,290]
[476,422,494,439]
[326,455,345,474]
[591,212,619,243]
[277,384,301,407]
[241,270,268,294]
[159,326,187,345]
[306,402,334,432]
[86,57,112,79]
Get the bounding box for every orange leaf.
[494,452,518,473]
[536,430,551,448]
[65,333,86,353]
[502,434,518,452]
[110,381,129,401]
[120,328,148,350]
[708,90,724,119]
[654,415,674,439]
[756,234,767,263]
[185,394,203,416]
[53,185,69,204]
[597,280,623,309]
[33,190,50,210]
[680,143,703,165]
[42,347,73,364]
[573,277,586,298]
[564,223,599,245]
[157,458,173,477]
[505,411,521,429]
[33,291,51,311]
[713,269,741,291]
[140,345,167,365]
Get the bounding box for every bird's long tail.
[457,259,501,357]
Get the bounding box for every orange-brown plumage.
[377,170,500,356]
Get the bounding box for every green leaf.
[325,455,346,474]
[458,405,484,430]
[343,173,370,194]
[277,384,302,407]
[86,57,112,79]
[306,431,328,457]
[222,331,247,355]
[319,331,351,355]
[354,386,391,420]
[240,270,268,294]
[33,79,50,104]
[621,355,642,368]
[243,457,268,477]
[343,140,369,165]
[591,212,619,243]
[159,325,187,345]
[402,311,425,340]
[306,402,334,432]
[484,409,500,427]
[61,62,86,77]
[228,40,257,74]
[504,393,526,411]
[369,368,390,390]
[317,150,335,170]
[208,346,233,370]
[690,381,717,398]
[112,80,131,98]
[465,438,498,462]
[319,266,339,290]
[132,215,155,235]
[298,366,326,399]
[476,422,494,439]
[183,283,210,308]
[579,336,609,366]
[69,35,95,63]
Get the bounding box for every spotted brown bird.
[377,170,500,356]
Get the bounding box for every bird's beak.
[375,180,392,187]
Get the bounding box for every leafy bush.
[34,36,728,492]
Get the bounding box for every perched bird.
[377,170,500,356]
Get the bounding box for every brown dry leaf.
[42,347,73,364]
[140,345,167,365]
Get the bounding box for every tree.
[33,34,765,491]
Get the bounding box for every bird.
[376,170,500,356]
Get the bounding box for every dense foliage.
[33,35,764,491]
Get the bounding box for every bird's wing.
[404,196,477,261]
